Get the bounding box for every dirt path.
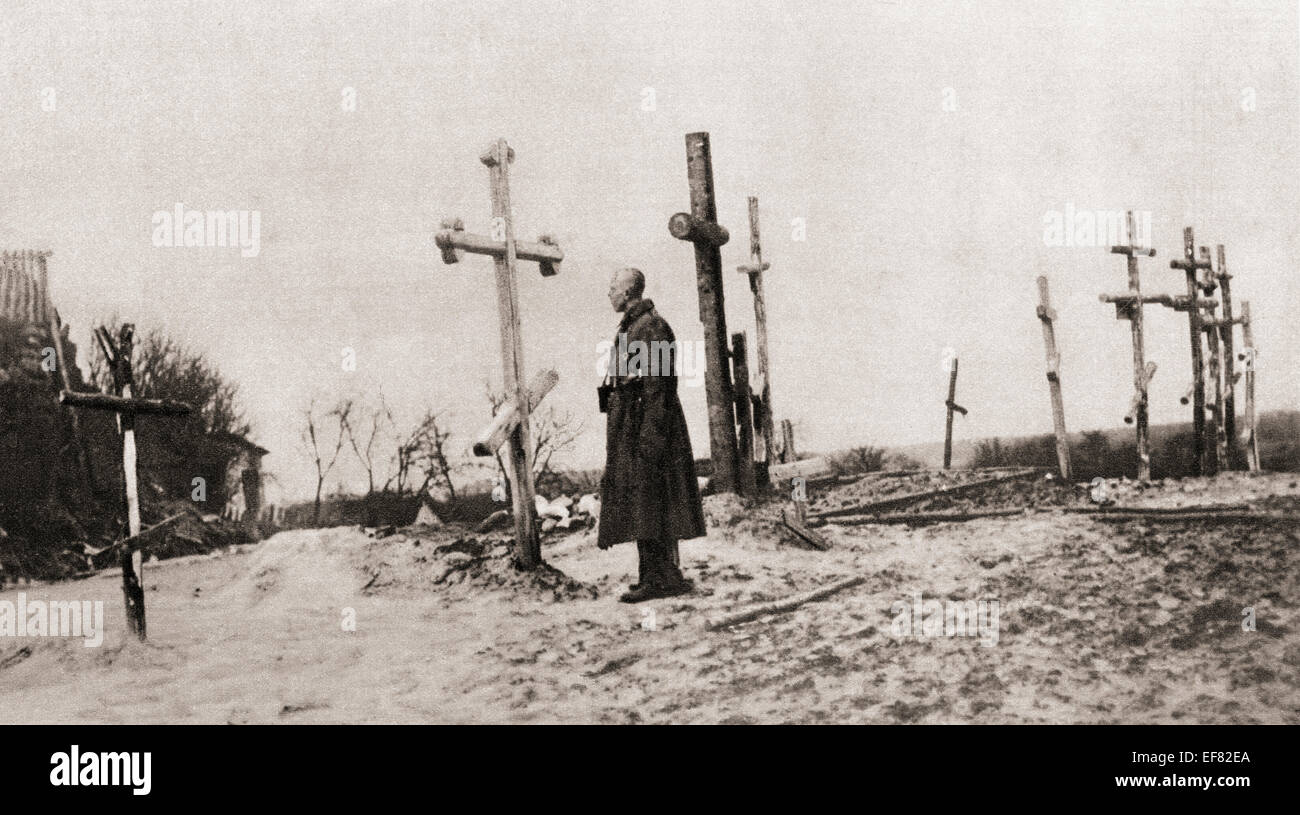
[2,472,1297,723]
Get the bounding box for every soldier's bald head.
[614,267,645,298]
[608,267,645,312]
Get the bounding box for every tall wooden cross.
[1036,276,1072,481]
[942,357,967,469]
[1237,300,1259,471]
[1103,210,1158,481]
[434,139,563,570]
[736,196,777,479]
[1168,227,1213,475]
[59,324,192,640]
[669,132,740,494]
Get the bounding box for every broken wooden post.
[1238,300,1259,471]
[1036,276,1072,481]
[942,357,966,469]
[780,418,797,464]
[736,196,777,478]
[1169,228,1213,475]
[705,575,863,631]
[730,332,756,495]
[669,132,739,494]
[433,138,563,570]
[1214,245,1240,467]
[1105,211,1157,480]
[779,475,830,550]
[60,324,193,640]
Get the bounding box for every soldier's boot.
[619,539,682,603]
[627,539,655,592]
[652,538,694,597]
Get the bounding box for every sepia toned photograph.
[0,0,1296,765]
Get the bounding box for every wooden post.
[1106,212,1156,480]
[1169,228,1212,475]
[60,325,193,640]
[1196,246,1225,475]
[432,139,563,570]
[781,418,797,463]
[1214,245,1239,467]
[1239,300,1259,471]
[1036,276,1072,481]
[942,358,967,469]
[730,332,756,496]
[669,132,739,494]
[736,196,777,476]
[115,327,145,639]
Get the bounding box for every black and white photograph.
[0,0,1294,790]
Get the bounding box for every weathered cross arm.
[1201,315,1243,329]
[668,213,729,247]
[1109,244,1156,258]
[945,398,968,416]
[60,391,193,416]
[1099,293,1216,313]
[435,219,563,276]
[473,369,559,457]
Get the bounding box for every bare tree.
[389,408,459,500]
[530,404,584,478]
[341,394,391,526]
[302,396,352,525]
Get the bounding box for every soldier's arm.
[630,315,674,462]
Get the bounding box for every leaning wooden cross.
[1102,210,1158,481]
[942,357,966,469]
[1035,277,1072,481]
[59,324,192,640]
[434,139,563,570]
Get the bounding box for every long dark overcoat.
[597,298,707,549]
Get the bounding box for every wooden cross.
[1195,246,1227,475]
[433,139,563,570]
[669,132,740,494]
[942,357,967,470]
[59,324,192,640]
[1237,300,1259,471]
[1213,245,1240,467]
[735,196,777,477]
[1103,210,1157,481]
[1168,227,1214,476]
[1035,276,1072,480]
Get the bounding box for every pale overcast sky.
[3,0,1298,501]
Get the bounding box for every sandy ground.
[2,470,1297,724]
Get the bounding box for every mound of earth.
[352,525,598,603]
